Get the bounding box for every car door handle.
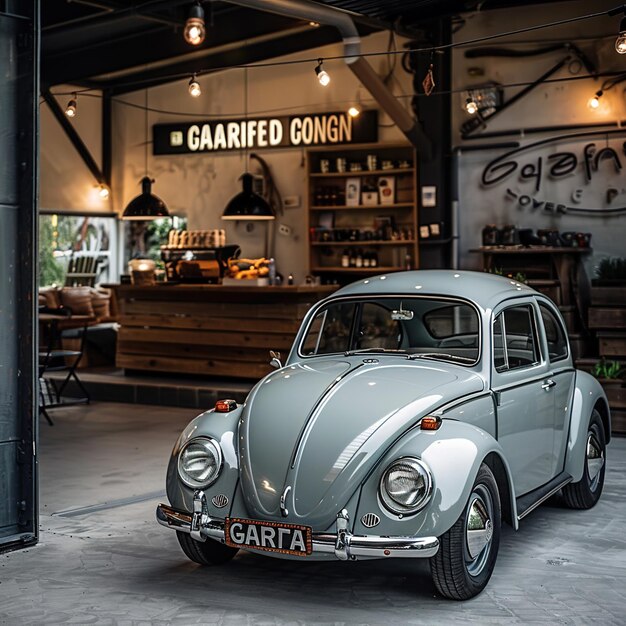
[541,379,556,390]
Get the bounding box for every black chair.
[38,309,90,425]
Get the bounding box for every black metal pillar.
[0,0,39,552]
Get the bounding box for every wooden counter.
[108,284,337,380]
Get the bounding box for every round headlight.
[178,437,222,488]
[379,457,432,515]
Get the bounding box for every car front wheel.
[430,463,501,600]
[562,409,606,510]
[177,531,239,566]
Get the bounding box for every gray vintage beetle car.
[157,270,609,599]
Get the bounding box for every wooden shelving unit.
[306,143,418,285]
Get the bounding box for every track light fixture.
[188,76,201,98]
[315,59,330,87]
[465,96,478,115]
[588,90,603,109]
[65,94,77,118]
[616,16,626,53]
[184,2,206,46]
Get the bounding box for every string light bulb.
[97,184,110,199]
[465,96,478,115]
[184,2,205,46]
[616,17,626,54]
[188,76,201,98]
[348,86,362,118]
[315,59,330,86]
[588,90,603,109]
[65,95,77,117]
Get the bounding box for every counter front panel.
[110,285,336,380]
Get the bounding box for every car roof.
[332,270,536,311]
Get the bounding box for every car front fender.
[564,371,611,483]
[166,406,243,515]
[355,419,518,538]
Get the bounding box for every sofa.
[38,286,118,367]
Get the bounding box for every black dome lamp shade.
[222,173,274,220]
[122,88,170,221]
[122,176,170,220]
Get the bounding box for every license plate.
[225,517,312,556]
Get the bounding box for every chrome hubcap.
[586,432,604,491]
[465,485,494,576]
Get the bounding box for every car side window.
[539,303,568,362]
[301,303,356,355]
[493,305,540,372]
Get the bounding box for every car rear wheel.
[177,531,239,566]
[562,410,606,510]
[430,463,501,600]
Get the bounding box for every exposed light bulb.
[184,2,205,45]
[315,60,330,87]
[348,105,361,118]
[588,90,603,109]
[309,21,320,27]
[65,96,77,118]
[188,77,201,98]
[465,97,478,115]
[617,17,626,54]
[98,184,110,199]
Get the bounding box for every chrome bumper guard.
[156,491,439,561]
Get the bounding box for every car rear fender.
[354,419,518,538]
[564,371,611,483]
[166,405,243,515]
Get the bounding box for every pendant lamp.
[123,89,170,220]
[222,67,274,221]
[222,173,274,220]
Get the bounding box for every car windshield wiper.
[408,352,475,364]
[344,348,409,356]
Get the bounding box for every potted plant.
[591,257,626,306]
[591,358,625,411]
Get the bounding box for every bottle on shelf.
[356,249,363,268]
[370,252,378,268]
[341,249,350,268]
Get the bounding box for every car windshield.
[300,297,480,365]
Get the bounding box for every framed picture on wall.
[345,177,361,206]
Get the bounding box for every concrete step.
[45,367,254,410]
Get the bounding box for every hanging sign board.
[152,110,378,155]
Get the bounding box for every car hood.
[238,357,484,530]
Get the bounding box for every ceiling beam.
[41,89,105,185]
[42,11,303,86]
[107,25,347,94]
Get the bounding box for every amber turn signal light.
[215,399,237,413]
[421,416,442,431]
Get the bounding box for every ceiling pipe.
[225,0,430,154]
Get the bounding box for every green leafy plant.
[595,257,626,281]
[591,358,624,380]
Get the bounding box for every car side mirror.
[269,350,282,369]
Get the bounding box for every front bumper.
[156,491,439,561]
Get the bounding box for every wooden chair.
[65,253,108,287]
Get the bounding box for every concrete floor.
[1,402,625,625]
